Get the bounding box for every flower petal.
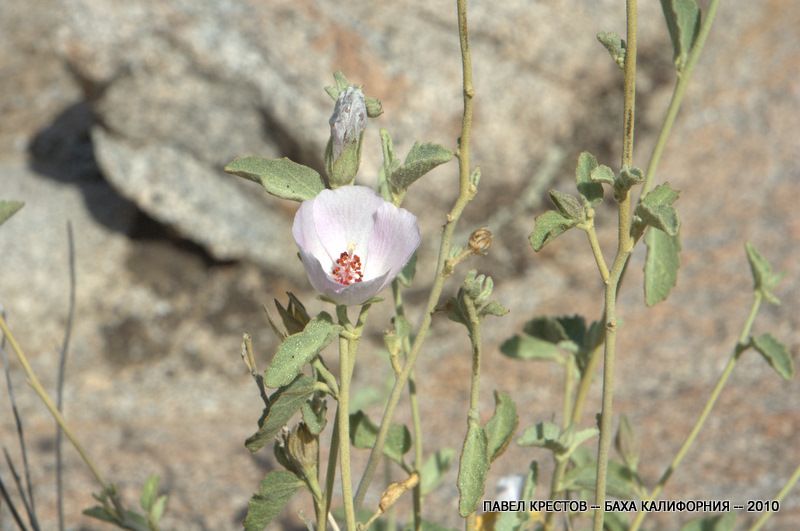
[364,202,421,284]
[312,186,383,261]
[292,199,333,271]
[299,249,388,306]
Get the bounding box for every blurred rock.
[50,0,672,270]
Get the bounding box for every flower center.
[331,250,364,286]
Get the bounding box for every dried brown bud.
[285,423,318,477]
[378,473,419,513]
[468,227,493,256]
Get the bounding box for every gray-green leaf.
[484,391,519,462]
[500,335,563,363]
[745,242,783,305]
[457,423,489,517]
[549,190,585,221]
[636,183,680,236]
[562,459,638,499]
[752,333,794,381]
[575,152,604,204]
[615,415,639,471]
[679,512,736,531]
[224,156,325,202]
[597,32,626,69]
[644,227,681,306]
[420,448,456,495]
[517,422,564,452]
[264,314,340,388]
[243,470,304,531]
[660,0,701,70]
[389,142,453,192]
[0,200,24,226]
[140,475,159,511]
[245,376,316,452]
[529,210,577,252]
[350,410,411,463]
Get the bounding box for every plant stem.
[749,462,800,531]
[392,278,424,530]
[571,342,604,426]
[463,296,483,528]
[323,409,340,531]
[543,355,577,531]
[0,314,109,491]
[337,332,356,531]
[629,293,762,531]
[582,222,610,284]
[353,0,477,509]
[642,0,722,196]
[593,2,637,530]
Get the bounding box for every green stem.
[543,355,577,531]
[464,298,482,421]
[593,3,637,530]
[324,408,340,531]
[582,221,610,284]
[338,330,357,531]
[642,0,722,196]
[749,462,800,531]
[0,314,109,491]
[392,279,424,530]
[629,293,762,531]
[353,0,477,509]
[571,342,604,426]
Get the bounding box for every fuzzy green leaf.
[661,0,701,70]
[245,376,316,452]
[562,459,638,499]
[644,227,681,306]
[398,252,417,287]
[752,333,794,381]
[301,399,327,435]
[517,422,564,452]
[350,410,411,463]
[0,200,24,226]
[597,32,626,69]
[140,475,159,511]
[420,448,456,495]
[575,152,604,204]
[500,335,563,363]
[457,423,489,517]
[365,96,383,118]
[615,414,640,471]
[389,142,453,192]
[745,242,783,305]
[590,164,616,186]
[529,210,577,251]
[243,470,304,531]
[484,391,519,462]
[680,512,736,531]
[549,190,585,221]
[636,183,680,236]
[150,495,167,524]
[224,156,325,202]
[264,314,340,388]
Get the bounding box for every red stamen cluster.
[331,251,364,286]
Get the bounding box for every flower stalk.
[353,0,478,509]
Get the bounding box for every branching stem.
[353,0,477,508]
[629,294,762,531]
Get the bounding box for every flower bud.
[326,86,367,187]
[286,423,318,476]
[468,227,493,256]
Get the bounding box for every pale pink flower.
[292,186,420,306]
